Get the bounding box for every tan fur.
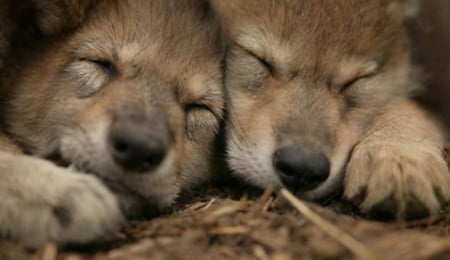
[0,0,223,247]
[212,0,450,220]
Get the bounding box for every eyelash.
[82,58,116,76]
[185,103,216,117]
[255,55,276,75]
[240,48,276,75]
[340,74,374,93]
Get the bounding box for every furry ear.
[208,0,239,21]
[32,0,96,35]
[9,0,96,36]
[208,0,243,35]
[388,0,421,21]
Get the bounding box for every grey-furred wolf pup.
[211,0,450,220]
[0,0,223,247]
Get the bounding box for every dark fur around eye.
[344,95,359,108]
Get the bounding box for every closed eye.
[340,73,376,93]
[254,54,276,75]
[80,58,116,76]
[239,47,277,75]
[185,103,213,113]
[185,103,220,140]
[65,58,116,98]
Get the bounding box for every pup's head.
[211,0,420,200]
[3,0,224,217]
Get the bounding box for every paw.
[0,157,124,248]
[344,144,450,220]
[48,173,124,246]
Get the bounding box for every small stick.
[209,226,250,235]
[280,189,380,260]
[255,184,275,212]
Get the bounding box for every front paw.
[344,143,450,220]
[0,160,124,248]
[49,173,124,246]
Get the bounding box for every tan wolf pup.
[0,0,224,247]
[211,0,450,220]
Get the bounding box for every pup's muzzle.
[273,145,330,191]
[108,107,170,173]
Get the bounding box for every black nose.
[273,146,330,190]
[109,121,167,173]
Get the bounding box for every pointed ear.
[32,0,96,35]
[208,0,241,23]
[209,0,245,37]
[388,0,421,21]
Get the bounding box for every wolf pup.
[0,0,223,247]
[211,0,450,220]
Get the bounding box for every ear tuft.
[388,0,421,21]
[32,0,96,35]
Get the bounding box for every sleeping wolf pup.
[0,0,223,247]
[211,0,450,220]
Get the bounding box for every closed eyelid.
[65,60,112,98]
[78,58,116,75]
[235,44,277,75]
[336,60,382,88]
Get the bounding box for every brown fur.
[0,0,13,69]
[212,0,450,220]
[0,0,224,247]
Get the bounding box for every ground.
[2,148,450,260]
[2,188,450,260]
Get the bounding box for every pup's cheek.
[227,125,281,189]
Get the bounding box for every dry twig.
[281,189,381,260]
[208,226,251,235]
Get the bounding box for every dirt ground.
[1,187,450,260]
[1,148,450,260]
